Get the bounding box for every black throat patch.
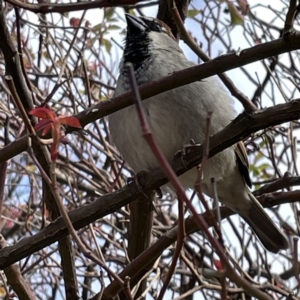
[123,32,152,71]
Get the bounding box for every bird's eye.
[148,21,162,32]
[140,17,162,33]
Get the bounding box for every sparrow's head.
[123,14,180,70]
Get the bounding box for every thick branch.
[78,30,300,127]
[1,31,300,164]
[5,0,145,13]
[0,235,37,300]
[0,6,79,296]
[0,4,33,112]
[0,100,300,269]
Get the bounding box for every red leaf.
[214,260,223,270]
[59,116,82,128]
[30,107,81,161]
[34,119,51,133]
[29,107,57,121]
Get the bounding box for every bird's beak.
[125,13,148,34]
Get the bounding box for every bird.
[109,13,289,253]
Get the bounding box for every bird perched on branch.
[109,14,289,253]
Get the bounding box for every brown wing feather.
[235,142,252,188]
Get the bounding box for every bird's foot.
[174,139,200,168]
[126,171,149,197]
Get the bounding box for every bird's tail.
[241,193,289,253]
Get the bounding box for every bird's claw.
[174,139,200,168]
[156,187,163,199]
[127,171,149,198]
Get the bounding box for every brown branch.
[0,5,80,298]
[0,99,300,268]
[0,118,8,223]
[283,0,298,34]
[2,31,300,164]
[117,213,225,299]
[251,57,278,105]
[58,238,78,299]
[157,0,190,40]
[76,30,300,127]
[280,262,300,281]
[1,3,298,298]
[258,190,300,207]
[0,235,37,300]
[4,0,145,13]
[127,195,154,297]
[101,189,298,299]
[0,135,28,167]
[0,186,297,298]
[0,3,34,113]
[254,173,300,195]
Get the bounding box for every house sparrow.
[109,14,289,253]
